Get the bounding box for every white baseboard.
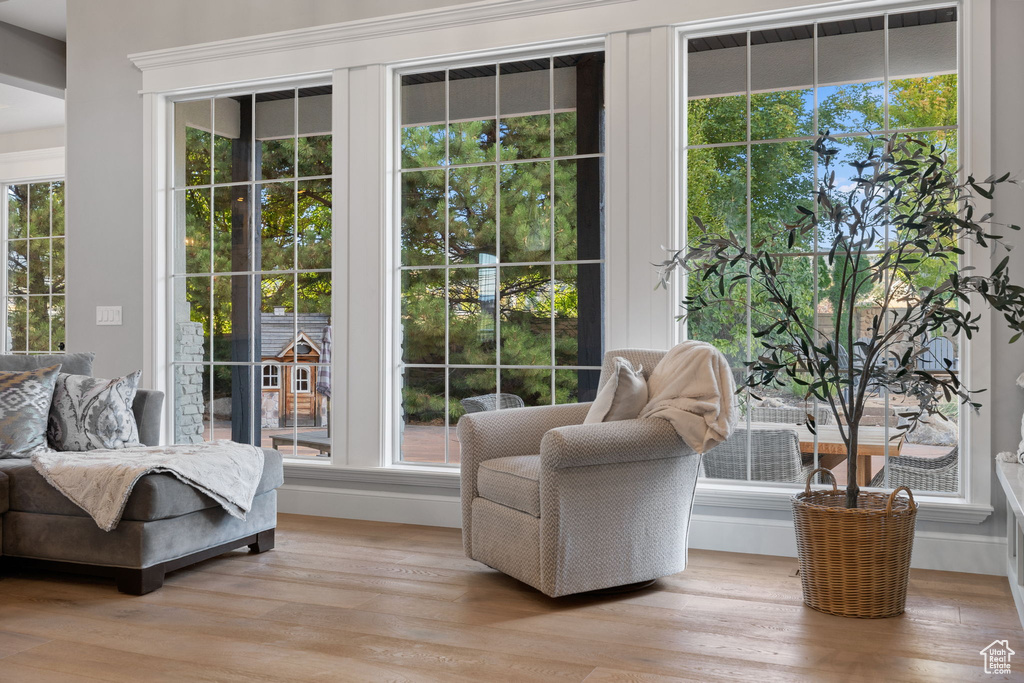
[1007,555,1024,630]
[278,483,462,528]
[278,484,1007,575]
[688,513,1007,576]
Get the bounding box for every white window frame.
[293,365,311,393]
[682,5,962,490]
[0,148,65,357]
[391,45,609,467]
[262,364,280,388]
[165,82,334,456]
[676,0,993,522]
[0,174,66,355]
[132,0,994,524]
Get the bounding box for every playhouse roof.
[260,313,330,358]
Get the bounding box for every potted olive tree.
[658,132,1024,617]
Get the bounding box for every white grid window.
[262,364,280,388]
[396,50,607,466]
[170,85,333,457]
[683,7,961,492]
[2,180,66,354]
[293,366,311,393]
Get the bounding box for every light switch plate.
[96,306,122,326]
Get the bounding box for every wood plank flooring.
[0,513,1020,682]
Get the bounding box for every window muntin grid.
[683,7,961,492]
[397,51,606,465]
[293,366,311,393]
[170,85,332,458]
[3,180,66,354]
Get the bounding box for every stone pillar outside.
[174,321,206,444]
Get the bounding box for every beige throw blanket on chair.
[32,440,264,531]
[639,340,739,453]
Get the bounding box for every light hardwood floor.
[0,513,1020,682]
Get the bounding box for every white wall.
[987,0,1024,543]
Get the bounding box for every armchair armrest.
[540,417,692,470]
[457,402,592,465]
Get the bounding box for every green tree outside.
[400,109,597,428]
[685,72,959,372]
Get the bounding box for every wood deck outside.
[215,420,951,482]
[0,514,1017,681]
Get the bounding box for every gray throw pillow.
[47,370,143,451]
[584,357,648,424]
[0,352,95,376]
[0,365,61,457]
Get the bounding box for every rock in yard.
[901,411,957,446]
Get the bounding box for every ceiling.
[0,0,66,136]
[0,81,65,134]
[0,0,67,41]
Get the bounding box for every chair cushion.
[477,455,541,517]
[0,448,283,521]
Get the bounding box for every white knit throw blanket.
[638,340,739,453]
[32,440,264,531]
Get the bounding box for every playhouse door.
[285,365,318,426]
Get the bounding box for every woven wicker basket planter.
[792,468,918,618]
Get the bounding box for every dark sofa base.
[2,488,278,595]
[2,528,275,595]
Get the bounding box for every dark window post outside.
[575,53,604,402]
[231,96,261,445]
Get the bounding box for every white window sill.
[694,481,992,524]
[283,461,460,488]
[281,462,990,522]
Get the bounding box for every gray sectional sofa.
[0,354,283,594]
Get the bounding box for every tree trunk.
[846,423,860,508]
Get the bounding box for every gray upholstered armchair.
[458,349,704,597]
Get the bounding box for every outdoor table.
[750,422,903,486]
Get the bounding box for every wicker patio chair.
[460,393,526,413]
[917,336,959,372]
[701,427,814,483]
[869,446,959,492]
[748,405,834,425]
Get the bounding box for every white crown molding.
[0,146,64,183]
[127,0,630,73]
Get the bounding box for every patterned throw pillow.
[47,371,143,451]
[0,365,61,457]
